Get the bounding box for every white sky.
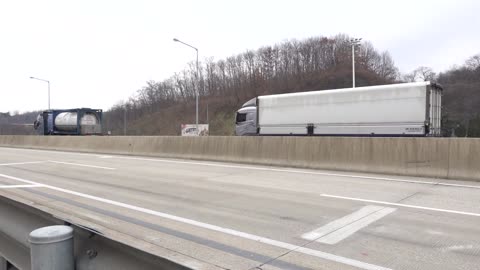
[1,0,479,113]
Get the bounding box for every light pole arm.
[30,77,51,110]
[30,77,49,84]
[173,39,198,52]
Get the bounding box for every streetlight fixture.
[349,38,362,88]
[30,76,51,110]
[173,38,199,135]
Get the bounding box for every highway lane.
[0,147,479,270]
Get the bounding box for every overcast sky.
[0,0,479,113]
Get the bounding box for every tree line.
[0,111,40,135]
[104,34,399,134]
[437,54,480,136]
[2,34,478,137]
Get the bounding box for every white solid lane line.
[48,161,116,170]
[0,159,115,170]
[302,205,396,244]
[321,194,480,217]
[0,184,44,189]
[113,156,480,189]
[436,182,480,189]
[2,146,480,189]
[0,172,390,270]
[0,161,48,166]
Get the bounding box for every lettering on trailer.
[405,127,424,133]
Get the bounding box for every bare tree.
[465,54,480,70]
[403,66,436,82]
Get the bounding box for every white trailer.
[235,82,442,136]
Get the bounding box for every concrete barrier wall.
[0,135,479,181]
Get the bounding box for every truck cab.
[235,98,257,136]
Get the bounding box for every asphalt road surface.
[0,146,479,270]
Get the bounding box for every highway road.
[0,146,480,270]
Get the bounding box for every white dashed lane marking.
[302,205,396,244]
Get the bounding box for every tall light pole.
[173,38,199,135]
[124,106,127,136]
[349,38,362,88]
[30,76,51,110]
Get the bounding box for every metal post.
[352,44,355,88]
[196,48,199,135]
[29,225,74,270]
[350,38,361,88]
[30,77,51,110]
[47,81,50,110]
[173,38,200,135]
[124,107,127,136]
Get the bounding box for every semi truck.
[235,81,442,136]
[34,108,103,135]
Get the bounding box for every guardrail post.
[29,225,74,270]
[0,256,7,270]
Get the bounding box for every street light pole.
[352,43,355,88]
[349,38,362,88]
[48,81,50,110]
[30,76,51,110]
[173,38,199,135]
[124,106,127,136]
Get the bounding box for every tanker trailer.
[35,108,102,135]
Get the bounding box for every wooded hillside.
[104,34,399,135]
[2,35,478,137]
[437,55,480,136]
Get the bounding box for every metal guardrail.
[0,196,190,270]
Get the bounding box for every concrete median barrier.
[0,135,478,181]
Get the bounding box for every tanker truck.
[235,81,442,137]
[34,108,103,135]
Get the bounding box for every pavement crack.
[252,236,318,270]
[395,191,422,204]
[395,179,441,205]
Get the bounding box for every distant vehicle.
[34,108,102,135]
[235,81,442,137]
[181,124,209,136]
[185,127,197,134]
